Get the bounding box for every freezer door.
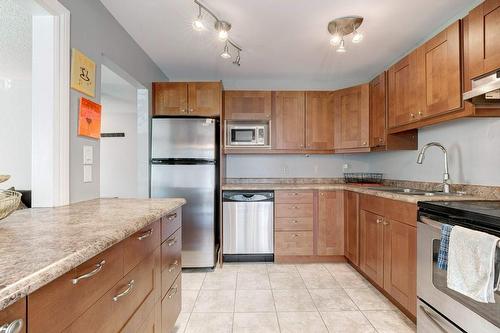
[151,118,216,160]
[151,164,215,268]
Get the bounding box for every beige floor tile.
[309,288,357,311]
[363,310,416,333]
[269,272,306,290]
[273,289,316,311]
[235,289,275,312]
[300,271,340,289]
[237,272,271,290]
[345,287,396,310]
[184,313,233,333]
[192,290,235,313]
[266,263,298,274]
[295,263,328,274]
[182,272,206,290]
[233,312,280,333]
[181,290,199,313]
[172,312,190,333]
[332,271,371,288]
[234,263,269,273]
[323,262,357,274]
[277,311,328,333]
[321,311,376,333]
[201,271,237,290]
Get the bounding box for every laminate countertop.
[0,198,186,310]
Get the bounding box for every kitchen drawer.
[275,191,314,204]
[161,208,182,242]
[161,274,182,333]
[126,301,161,333]
[65,248,161,333]
[275,217,313,231]
[161,228,182,298]
[275,231,313,256]
[275,203,313,218]
[29,243,124,333]
[0,298,26,333]
[123,220,161,274]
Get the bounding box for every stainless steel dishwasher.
[222,191,274,262]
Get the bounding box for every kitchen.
[1,0,500,333]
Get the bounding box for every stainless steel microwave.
[226,122,270,147]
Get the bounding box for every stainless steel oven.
[417,201,500,333]
[226,122,270,147]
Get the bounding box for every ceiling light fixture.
[327,16,364,53]
[192,0,243,66]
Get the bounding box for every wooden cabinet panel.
[275,217,313,231]
[275,203,313,218]
[344,191,359,266]
[469,0,500,79]
[153,83,188,116]
[224,91,272,120]
[123,220,161,274]
[384,199,417,227]
[273,91,306,149]
[188,82,221,117]
[0,298,26,333]
[129,302,161,333]
[29,244,124,333]
[275,190,314,204]
[161,274,181,333]
[359,209,384,287]
[359,194,385,217]
[161,208,181,243]
[333,84,370,149]
[161,228,182,299]
[369,73,387,147]
[275,231,314,256]
[422,21,462,118]
[305,92,335,150]
[383,219,417,316]
[317,191,344,255]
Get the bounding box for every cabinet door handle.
[180,109,186,113]
[113,280,135,302]
[418,111,423,116]
[0,319,23,333]
[137,229,153,241]
[292,234,299,238]
[167,285,178,299]
[71,260,106,285]
[362,141,367,146]
[166,213,177,221]
[168,260,179,272]
[291,220,298,224]
[167,237,178,247]
[189,108,194,113]
[410,113,415,118]
[292,206,299,209]
[292,192,298,196]
[376,218,383,224]
[383,221,390,226]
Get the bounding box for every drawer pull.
[292,192,298,196]
[166,213,177,221]
[167,285,178,299]
[376,218,383,224]
[383,221,390,226]
[292,234,299,238]
[292,206,299,209]
[137,229,153,241]
[113,280,135,302]
[291,220,298,224]
[71,260,106,285]
[168,260,179,272]
[0,319,23,333]
[167,237,178,247]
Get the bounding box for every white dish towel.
[447,225,500,303]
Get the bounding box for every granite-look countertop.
[0,198,185,310]
[222,183,484,203]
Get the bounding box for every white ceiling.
[100,0,477,90]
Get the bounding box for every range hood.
[463,71,500,106]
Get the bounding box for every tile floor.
[174,262,416,333]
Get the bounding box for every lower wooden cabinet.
[318,191,344,255]
[275,231,314,256]
[161,274,182,333]
[359,209,385,287]
[344,191,359,266]
[0,298,26,333]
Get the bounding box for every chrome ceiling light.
[192,0,243,65]
[328,16,364,53]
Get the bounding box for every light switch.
[83,145,93,165]
[83,165,92,183]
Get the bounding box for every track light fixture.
[327,16,364,53]
[192,0,243,66]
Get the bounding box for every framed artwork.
[78,97,101,139]
[71,48,96,97]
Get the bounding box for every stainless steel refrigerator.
[151,118,218,268]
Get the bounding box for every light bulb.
[352,30,363,43]
[192,17,205,31]
[330,32,342,46]
[336,39,346,53]
[218,29,229,41]
[220,44,231,59]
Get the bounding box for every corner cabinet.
[153,81,221,117]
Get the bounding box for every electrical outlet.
[83,145,93,165]
[343,163,350,170]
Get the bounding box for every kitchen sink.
[365,187,466,197]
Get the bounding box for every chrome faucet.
[416,142,451,193]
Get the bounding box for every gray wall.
[59,0,168,202]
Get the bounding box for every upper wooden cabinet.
[273,91,306,149]
[224,91,272,120]
[369,73,387,147]
[317,191,344,256]
[468,0,500,79]
[305,92,335,150]
[153,82,221,117]
[333,84,370,149]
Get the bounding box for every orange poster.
[78,97,101,139]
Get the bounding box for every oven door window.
[231,129,255,143]
[432,239,500,328]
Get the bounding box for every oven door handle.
[419,305,450,333]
